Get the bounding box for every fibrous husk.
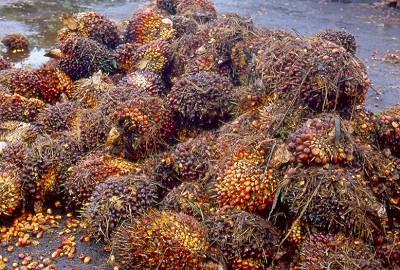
[111,210,211,270]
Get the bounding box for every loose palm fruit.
[125,9,176,45]
[111,210,210,270]
[65,151,139,208]
[59,12,121,49]
[167,71,234,126]
[0,163,23,217]
[1,33,29,52]
[316,29,357,55]
[84,174,159,241]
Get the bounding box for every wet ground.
[0,0,399,111]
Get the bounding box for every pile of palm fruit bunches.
[1,0,400,269]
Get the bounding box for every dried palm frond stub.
[56,37,118,80]
[72,71,115,108]
[376,106,400,157]
[0,163,23,217]
[315,29,357,55]
[121,70,167,96]
[35,102,79,133]
[167,71,235,126]
[124,9,176,45]
[58,12,121,49]
[0,56,12,71]
[2,67,73,103]
[108,94,176,160]
[84,174,159,241]
[287,114,354,166]
[111,210,211,270]
[204,208,279,267]
[282,167,383,240]
[295,232,382,269]
[215,146,279,213]
[65,151,139,208]
[0,93,46,122]
[1,33,30,53]
[255,36,370,114]
[176,0,217,23]
[376,231,400,268]
[160,182,213,217]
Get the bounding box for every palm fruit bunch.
[160,182,213,217]
[169,15,199,37]
[132,39,172,74]
[108,94,176,160]
[0,93,45,122]
[99,84,141,115]
[58,12,121,49]
[376,231,400,268]
[170,132,217,182]
[204,208,279,268]
[0,163,23,217]
[114,43,140,74]
[176,0,217,22]
[65,151,139,208]
[255,35,369,114]
[350,108,378,144]
[121,70,167,96]
[294,233,382,269]
[215,146,279,213]
[1,33,30,53]
[0,56,12,71]
[72,71,116,108]
[124,9,176,45]
[376,106,400,156]
[57,37,118,80]
[167,71,235,126]
[0,122,39,146]
[156,0,178,14]
[283,167,383,240]
[21,133,84,212]
[315,29,357,55]
[231,259,263,270]
[84,174,159,241]
[287,220,304,246]
[35,102,79,133]
[287,114,354,166]
[1,67,73,103]
[111,210,211,270]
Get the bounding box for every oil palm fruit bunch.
[58,12,121,49]
[0,93,45,122]
[176,0,217,23]
[170,15,199,37]
[84,174,159,241]
[0,56,12,71]
[282,167,383,241]
[121,70,167,96]
[215,146,279,213]
[170,131,217,182]
[108,94,176,160]
[295,232,382,269]
[376,231,400,268]
[72,71,116,108]
[376,105,400,157]
[315,29,357,55]
[124,9,176,45]
[0,163,23,218]
[35,102,79,133]
[160,182,213,218]
[204,208,279,268]
[56,37,118,80]
[1,67,73,103]
[156,0,178,15]
[111,210,211,270]
[0,122,39,146]
[287,114,354,166]
[167,71,235,126]
[1,33,29,53]
[65,151,139,208]
[132,39,172,74]
[114,42,140,74]
[99,84,142,115]
[350,108,378,144]
[255,35,369,114]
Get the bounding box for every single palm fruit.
[0,163,23,217]
[84,174,159,241]
[65,151,140,208]
[1,33,29,53]
[124,9,176,45]
[316,29,357,55]
[59,12,121,49]
[111,210,210,270]
[0,93,45,122]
